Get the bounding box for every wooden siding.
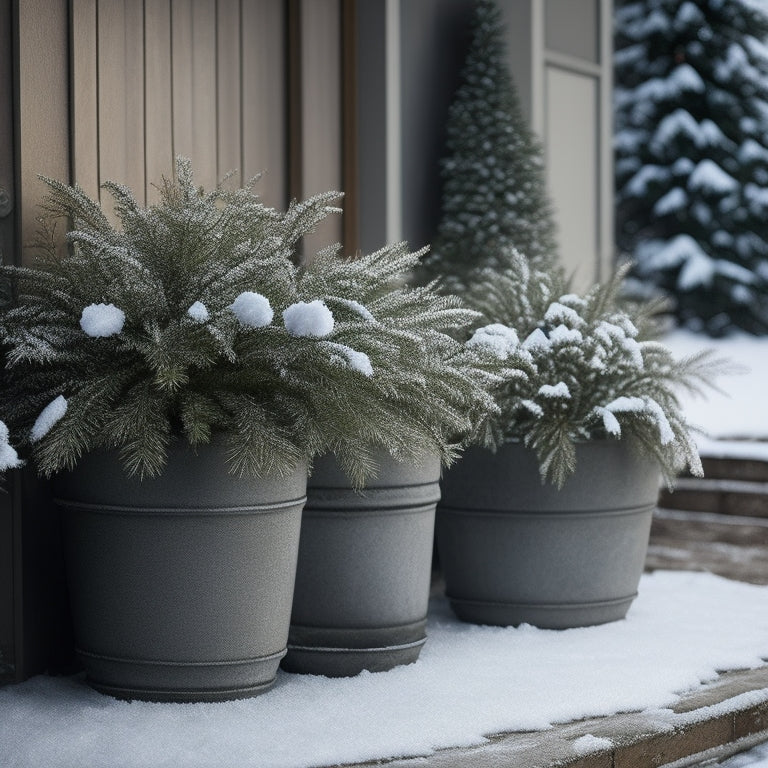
[298,0,343,258]
[71,0,296,212]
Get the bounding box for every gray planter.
[282,451,440,677]
[436,440,660,629]
[54,438,307,702]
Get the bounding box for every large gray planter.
[436,440,660,629]
[54,439,307,702]
[282,451,440,677]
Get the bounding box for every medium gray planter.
[436,440,660,629]
[282,451,440,677]
[54,438,307,702]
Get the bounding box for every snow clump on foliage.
[0,421,23,471]
[230,292,273,328]
[186,301,209,323]
[30,396,67,443]
[283,300,334,338]
[333,298,376,323]
[325,342,374,377]
[467,324,520,359]
[80,303,125,337]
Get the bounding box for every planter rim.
[54,498,307,516]
[437,501,656,519]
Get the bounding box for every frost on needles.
[466,249,723,488]
[0,158,504,485]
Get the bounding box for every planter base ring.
[89,678,277,703]
[447,592,638,629]
[75,647,288,703]
[283,636,426,677]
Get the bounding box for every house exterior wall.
[360,0,614,289]
[2,0,615,684]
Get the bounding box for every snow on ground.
[664,329,768,456]
[2,571,768,768]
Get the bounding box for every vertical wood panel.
[216,0,241,181]
[300,0,343,259]
[144,0,174,201]
[70,0,100,199]
[191,0,218,189]
[171,0,194,163]
[341,0,358,252]
[124,0,145,201]
[98,0,145,205]
[242,0,287,208]
[0,0,14,682]
[287,0,302,202]
[17,0,70,259]
[170,0,217,189]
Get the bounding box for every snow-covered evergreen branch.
[466,249,723,488]
[0,157,503,484]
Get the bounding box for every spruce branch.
[0,157,502,484]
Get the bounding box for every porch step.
[658,445,768,517]
[659,476,768,518]
[700,455,768,483]
[646,506,768,585]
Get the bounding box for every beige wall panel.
[171,0,194,164]
[300,0,342,259]
[17,0,70,261]
[71,0,100,199]
[172,0,217,190]
[144,0,174,201]
[242,0,287,209]
[216,0,242,182]
[98,0,146,207]
[545,66,598,290]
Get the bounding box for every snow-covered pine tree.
[419,0,558,291]
[615,0,768,335]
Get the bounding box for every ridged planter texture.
[54,439,307,702]
[282,451,440,677]
[436,440,660,629]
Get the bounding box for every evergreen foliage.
[615,0,768,335]
[0,158,504,484]
[466,250,721,488]
[419,0,558,291]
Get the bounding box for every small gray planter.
[282,451,440,677]
[54,438,307,702]
[436,440,660,629]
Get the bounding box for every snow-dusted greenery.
[419,0,558,291]
[0,420,22,471]
[0,158,502,484]
[467,250,719,488]
[615,0,768,335]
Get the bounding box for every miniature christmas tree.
[420,0,558,291]
[615,0,768,335]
